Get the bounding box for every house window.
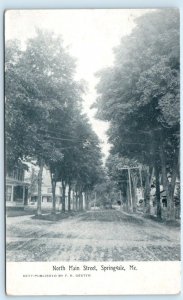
[47,196,52,202]
[14,186,23,202]
[42,196,47,202]
[13,169,18,180]
[7,170,13,178]
[31,196,37,202]
[6,185,12,201]
[17,169,24,181]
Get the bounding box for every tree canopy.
[5,29,104,214]
[94,9,180,219]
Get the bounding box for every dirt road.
[6,210,180,261]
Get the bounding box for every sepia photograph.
[5,8,180,268]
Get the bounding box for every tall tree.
[94,9,180,219]
[5,30,85,215]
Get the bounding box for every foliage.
[5,30,83,168]
[94,9,180,218]
[5,30,104,213]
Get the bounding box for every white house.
[6,166,29,209]
[29,168,62,208]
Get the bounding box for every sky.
[5,9,149,158]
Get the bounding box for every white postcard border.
[6,261,181,295]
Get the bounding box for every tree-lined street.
[6,210,180,261]
[6,9,180,221]
[5,9,180,263]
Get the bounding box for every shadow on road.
[79,210,145,225]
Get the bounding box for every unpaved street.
[6,210,180,261]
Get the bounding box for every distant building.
[6,165,29,209]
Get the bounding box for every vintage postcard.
[5,9,180,295]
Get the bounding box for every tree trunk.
[149,167,154,186]
[126,182,130,212]
[160,145,179,220]
[75,190,78,211]
[154,160,161,220]
[37,159,44,216]
[68,183,71,211]
[160,146,171,219]
[51,178,56,214]
[144,169,151,215]
[85,192,89,210]
[128,168,133,212]
[28,167,35,201]
[79,192,83,211]
[131,175,137,213]
[169,151,179,219]
[62,181,66,212]
[72,187,76,210]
